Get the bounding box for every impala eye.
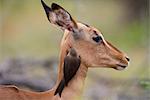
[92,36,102,43]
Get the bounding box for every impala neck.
[52,31,88,99]
[54,48,88,99]
[58,63,88,99]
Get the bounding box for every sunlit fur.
[0,1,129,100]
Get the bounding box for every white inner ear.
[57,9,71,21]
[56,9,72,25]
[49,12,57,24]
[51,9,77,32]
[48,9,72,26]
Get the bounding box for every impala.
[0,0,129,100]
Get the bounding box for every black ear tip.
[41,0,43,3]
[41,0,51,21]
[41,0,51,10]
[41,0,46,7]
[51,3,62,10]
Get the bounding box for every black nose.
[125,57,130,62]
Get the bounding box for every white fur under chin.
[116,66,125,70]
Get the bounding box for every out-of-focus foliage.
[0,0,149,100]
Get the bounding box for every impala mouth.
[115,64,127,70]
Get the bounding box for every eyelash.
[92,36,102,43]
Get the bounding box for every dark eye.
[92,36,102,43]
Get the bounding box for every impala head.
[41,0,130,70]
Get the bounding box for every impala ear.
[41,0,78,31]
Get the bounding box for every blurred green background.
[0,0,149,100]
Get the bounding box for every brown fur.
[0,29,129,100]
[0,1,129,100]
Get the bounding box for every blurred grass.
[0,0,149,80]
[140,80,150,90]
